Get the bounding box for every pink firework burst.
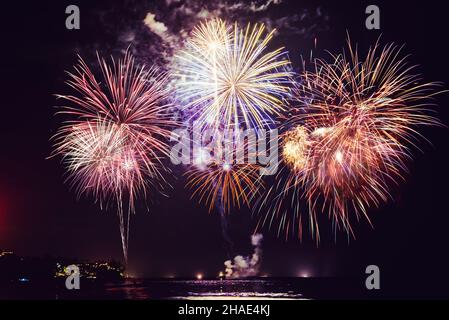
[52,51,175,262]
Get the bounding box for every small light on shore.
[196,273,203,280]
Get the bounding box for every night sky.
[1,0,449,298]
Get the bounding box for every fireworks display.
[53,52,174,262]
[257,40,442,240]
[173,19,292,131]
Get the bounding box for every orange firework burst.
[257,39,442,240]
[185,132,264,214]
[52,51,174,262]
[176,19,288,215]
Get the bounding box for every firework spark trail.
[257,39,442,241]
[173,19,292,132]
[52,52,174,262]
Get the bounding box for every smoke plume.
[224,234,263,278]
